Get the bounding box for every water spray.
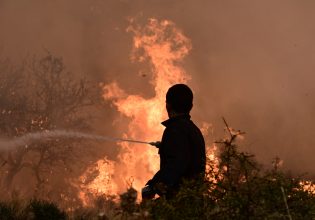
[0,130,161,151]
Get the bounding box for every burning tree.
[0,53,102,207]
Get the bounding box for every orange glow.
[79,158,117,205]
[300,180,315,194]
[105,18,191,194]
[79,18,215,203]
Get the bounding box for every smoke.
[0,0,314,174]
[0,130,152,151]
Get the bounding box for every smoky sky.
[0,0,315,175]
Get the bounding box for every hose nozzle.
[149,141,161,148]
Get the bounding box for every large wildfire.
[78,17,313,206]
[79,18,209,202]
[1,5,315,217]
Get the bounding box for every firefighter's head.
[166,84,193,118]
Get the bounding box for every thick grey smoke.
[0,130,152,151]
[0,0,314,175]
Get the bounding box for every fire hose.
[0,130,161,150]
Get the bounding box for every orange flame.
[78,157,117,205]
[103,18,191,193]
[300,180,315,194]
[80,18,197,202]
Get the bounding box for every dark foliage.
[147,119,315,220]
[26,199,67,220]
[0,199,66,220]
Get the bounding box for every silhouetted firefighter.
[142,84,206,200]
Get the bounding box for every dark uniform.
[146,114,206,198]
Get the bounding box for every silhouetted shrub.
[0,199,26,220]
[26,199,67,220]
[147,120,315,219]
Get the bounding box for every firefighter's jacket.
[147,114,206,195]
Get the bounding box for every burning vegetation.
[0,18,314,219]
